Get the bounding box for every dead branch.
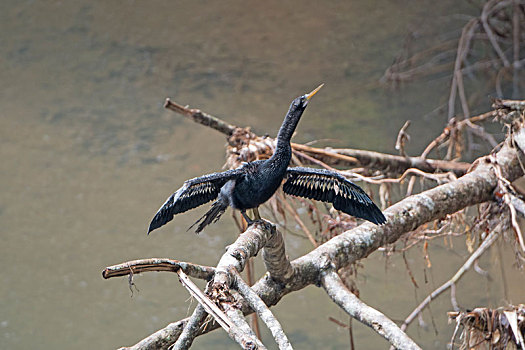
[331,147,470,176]
[102,258,215,280]
[232,270,293,350]
[395,120,411,157]
[320,257,422,350]
[224,306,266,350]
[213,220,275,287]
[172,304,207,350]
[164,98,236,136]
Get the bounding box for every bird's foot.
[241,211,255,225]
[241,210,272,230]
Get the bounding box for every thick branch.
[320,260,421,350]
[213,221,275,286]
[261,225,293,283]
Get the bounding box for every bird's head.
[290,83,324,111]
[278,83,324,142]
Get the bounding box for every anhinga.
[148,84,386,234]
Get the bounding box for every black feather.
[283,167,386,225]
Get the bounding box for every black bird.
[148,84,386,234]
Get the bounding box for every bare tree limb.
[320,257,421,350]
[232,270,293,350]
[164,98,236,136]
[102,258,215,280]
[224,306,266,350]
[213,221,275,287]
[172,304,207,350]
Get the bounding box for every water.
[1,1,523,349]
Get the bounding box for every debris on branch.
[448,305,525,349]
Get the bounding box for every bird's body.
[148,85,386,234]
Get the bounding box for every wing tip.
[147,220,160,235]
[368,205,387,225]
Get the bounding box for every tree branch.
[172,304,207,350]
[320,257,421,350]
[102,258,215,280]
[261,225,294,283]
[232,270,293,350]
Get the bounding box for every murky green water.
[1,1,524,349]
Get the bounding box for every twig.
[399,223,503,332]
[232,270,293,350]
[481,0,512,68]
[291,142,358,165]
[421,110,497,159]
[448,18,478,120]
[395,120,411,157]
[279,195,318,247]
[164,98,236,136]
[320,257,421,350]
[342,167,456,185]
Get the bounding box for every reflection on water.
[1,1,524,349]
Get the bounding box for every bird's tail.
[188,198,228,233]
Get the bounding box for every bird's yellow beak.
[305,83,324,100]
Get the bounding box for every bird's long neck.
[271,100,304,163]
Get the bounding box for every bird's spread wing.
[283,167,386,225]
[148,169,242,234]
